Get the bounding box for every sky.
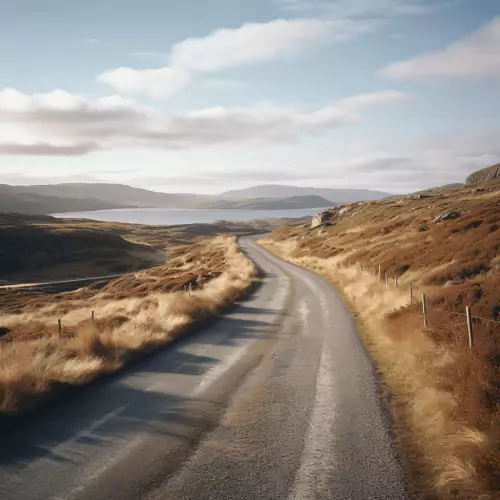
[0,0,499,194]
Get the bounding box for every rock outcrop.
[311,202,364,228]
[465,164,500,185]
[311,207,338,228]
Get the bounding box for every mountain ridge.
[221,184,392,202]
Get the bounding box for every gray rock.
[311,208,339,228]
[434,211,460,223]
[465,163,500,185]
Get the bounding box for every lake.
[51,207,319,225]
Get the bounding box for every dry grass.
[261,180,500,499]
[0,236,256,414]
[0,213,273,284]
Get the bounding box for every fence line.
[359,261,499,349]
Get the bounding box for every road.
[0,237,409,500]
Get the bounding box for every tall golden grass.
[0,236,256,414]
[260,238,496,500]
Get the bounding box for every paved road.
[0,237,409,500]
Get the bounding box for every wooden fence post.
[466,306,473,348]
[394,275,398,288]
[91,310,95,322]
[422,294,428,328]
[378,265,381,280]
[58,319,62,336]
[409,283,413,303]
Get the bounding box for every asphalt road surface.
[0,237,409,500]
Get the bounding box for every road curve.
[0,237,409,500]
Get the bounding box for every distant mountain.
[202,195,333,210]
[221,185,391,203]
[465,164,500,185]
[0,182,381,215]
[0,185,125,215]
[13,183,213,208]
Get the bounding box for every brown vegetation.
[0,214,273,284]
[262,179,500,499]
[0,236,256,414]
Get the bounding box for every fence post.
[378,265,381,280]
[394,275,398,288]
[385,273,388,290]
[409,283,413,303]
[58,319,62,336]
[422,294,428,328]
[188,282,192,301]
[91,310,95,322]
[466,306,473,348]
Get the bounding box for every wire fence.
[363,263,500,350]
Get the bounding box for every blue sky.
[0,0,499,193]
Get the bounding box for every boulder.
[311,208,338,228]
[434,212,460,223]
[311,202,366,229]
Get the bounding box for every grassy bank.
[261,182,500,499]
[0,236,256,414]
[0,213,272,284]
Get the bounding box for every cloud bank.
[0,88,412,155]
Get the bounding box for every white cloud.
[380,17,500,79]
[98,17,377,97]
[97,67,191,98]
[169,18,368,72]
[0,88,412,155]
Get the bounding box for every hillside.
[466,163,500,185]
[262,176,500,498]
[222,184,391,202]
[0,214,162,283]
[14,183,213,209]
[0,185,126,215]
[201,195,332,210]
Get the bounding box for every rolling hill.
[0,185,127,215]
[10,183,213,209]
[201,195,333,210]
[221,184,392,202]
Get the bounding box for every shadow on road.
[0,300,284,472]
